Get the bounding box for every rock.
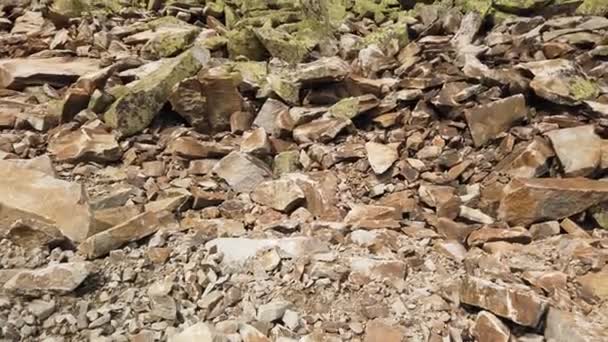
[170,323,227,342]
[104,48,209,136]
[467,227,532,247]
[495,137,555,178]
[0,160,92,242]
[284,171,341,220]
[4,219,68,250]
[0,57,100,90]
[460,276,548,327]
[464,94,527,146]
[205,237,329,264]
[213,152,272,193]
[3,262,91,296]
[435,241,467,262]
[529,221,561,240]
[577,269,608,300]
[141,25,200,60]
[293,117,351,143]
[257,300,291,322]
[471,311,510,342]
[48,123,122,163]
[365,142,398,175]
[350,257,407,282]
[274,151,300,176]
[79,210,176,259]
[498,178,608,226]
[459,206,494,224]
[344,204,401,230]
[560,218,591,238]
[251,179,305,213]
[435,218,475,243]
[167,137,232,159]
[253,98,288,137]
[27,300,56,320]
[11,11,46,35]
[364,320,405,342]
[545,125,602,177]
[544,308,608,342]
[241,128,272,155]
[295,56,351,84]
[198,68,243,133]
[239,323,270,342]
[150,294,177,321]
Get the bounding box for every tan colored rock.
[79,210,176,259]
[293,117,351,143]
[560,218,591,238]
[495,137,555,178]
[251,179,305,213]
[498,178,608,226]
[435,240,467,262]
[0,160,92,242]
[0,57,100,90]
[464,94,527,146]
[460,276,548,327]
[11,11,47,35]
[169,323,228,342]
[284,171,342,220]
[253,98,289,136]
[365,142,398,175]
[577,269,608,300]
[295,57,351,85]
[239,323,270,342]
[350,257,407,282]
[364,320,404,342]
[545,125,601,177]
[3,262,91,296]
[467,227,532,247]
[206,237,329,264]
[545,308,608,342]
[529,221,561,240]
[48,123,122,163]
[471,311,510,342]
[92,205,143,235]
[213,152,272,193]
[241,127,272,155]
[344,204,401,230]
[434,218,475,243]
[167,137,232,159]
[523,271,567,294]
[199,68,243,132]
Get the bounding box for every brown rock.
[241,127,272,155]
[464,94,527,146]
[295,57,351,85]
[293,117,351,143]
[460,276,548,327]
[467,227,532,247]
[3,219,68,250]
[560,218,591,238]
[188,159,218,175]
[546,125,601,177]
[419,184,462,219]
[523,271,567,294]
[577,269,608,300]
[284,171,341,220]
[48,123,122,163]
[365,142,398,175]
[350,257,407,283]
[344,204,401,230]
[213,152,272,193]
[92,205,143,234]
[251,179,305,213]
[545,308,608,342]
[498,177,608,226]
[495,137,555,178]
[79,210,176,259]
[435,240,467,262]
[363,320,404,342]
[191,188,226,209]
[199,68,243,132]
[167,137,232,159]
[0,160,92,242]
[147,247,171,264]
[529,221,561,240]
[471,311,510,342]
[0,57,100,89]
[3,262,91,296]
[253,98,288,137]
[434,218,475,244]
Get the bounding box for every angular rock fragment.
[241,127,272,155]
[496,137,555,178]
[0,160,92,242]
[467,227,532,247]
[577,270,608,300]
[48,123,122,163]
[293,117,351,143]
[213,152,272,193]
[167,137,232,159]
[4,262,91,296]
[169,323,227,342]
[460,276,548,327]
[104,48,209,136]
[471,311,510,342]
[79,210,175,259]
[545,125,601,177]
[253,98,288,137]
[295,56,351,84]
[365,142,398,175]
[350,257,407,282]
[364,320,405,342]
[464,94,527,146]
[251,179,305,213]
[0,57,100,89]
[545,308,608,342]
[498,178,608,226]
[205,237,329,264]
[344,204,401,230]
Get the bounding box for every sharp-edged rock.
[545,125,602,177]
[0,57,100,90]
[213,151,272,193]
[465,94,527,147]
[251,179,305,213]
[3,262,91,296]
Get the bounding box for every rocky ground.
[1,0,608,341]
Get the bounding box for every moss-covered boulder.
[226,28,268,61]
[103,48,210,136]
[141,26,200,60]
[576,0,608,16]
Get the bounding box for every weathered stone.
[295,56,351,85]
[471,311,510,342]
[3,219,68,250]
[141,25,200,60]
[365,142,398,175]
[205,237,329,264]
[467,227,532,247]
[150,294,177,321]
[274,151,300,176]
[3,262,91,296]
[498,178,608,226]
[169,323,227,342]
[465,94,527,146]
[495,137,555,178]
[79,210,176,259]
[435,240,467,262]
[435,218,476,243]
[545,125,601,177]
[27,300,56,320]
[284,171,341,220]
[560,218,591,238]
[199,68,243,132]
[254,98,288,137]
[104,48,209,136]
[240,323,270,342]
[577,269,608,300]
[344,204,401,230]
[11,11,46,35]
[167,137,232,159]
[241,127,272,155]
[251,179,305,213]
[545,308,608,342]
[92,205,143,234]
[350,257,407,282]
[0,160,92,242]
[293,117,351,143]
[460,276,548,327]
[48,123,122,163]
[213,152,272,193]
[529,221,561,240]
[257,300,291,322]
[364,320,404,342]
[0,57,100,90]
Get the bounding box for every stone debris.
[1,1,608,341]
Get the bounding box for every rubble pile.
[1,0,608,341]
